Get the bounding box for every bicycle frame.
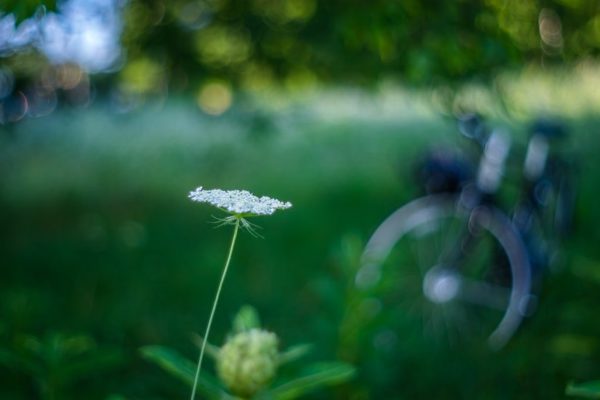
[357,115,573,348]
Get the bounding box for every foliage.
[117,0,600,87]
[140,346,232,399]
[567,381,600,398]
[0,332,123,399]
[0,0,56,23]
[0,87,600,398]
[141,306,355,399]
[2,0,600,90]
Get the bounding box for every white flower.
[188,187,292,216]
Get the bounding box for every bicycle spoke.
[437,216,465,264]
[360,195,531,349]
[457,277,510,311]
[414,236,430,278]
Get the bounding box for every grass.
[1,89,599,399]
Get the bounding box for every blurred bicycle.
[355,114,575,349]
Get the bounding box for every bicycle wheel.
[356,195,533,349]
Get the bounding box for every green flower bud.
[217,329,279,397]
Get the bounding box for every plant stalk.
[190,217,240,400]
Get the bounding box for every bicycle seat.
[416,149,473,194]
[529,118,567,139]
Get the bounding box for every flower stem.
[190,217,240,400]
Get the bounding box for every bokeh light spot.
[252,0,316,24]
[539,8,563,53]
[0,91,28,123]
[196,81,233,115]
[195,25,253,66]
[0,68,15,99]
[119,58,164,95]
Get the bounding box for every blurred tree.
[116,0,600,89]
[0,0,56,22]
[1,0,600,97]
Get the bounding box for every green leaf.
[566,380,600,398]
[232,305,261,333]
[278,344,312,366]
[190,333,221,360]
[264,362,355,400]
[140,345,234,400]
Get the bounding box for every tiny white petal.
[188,187,292,216]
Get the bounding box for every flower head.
[188,187,292,216]
[217,329,279,397]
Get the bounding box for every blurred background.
[1,0,600,398]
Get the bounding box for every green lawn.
[1,92,600,399]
